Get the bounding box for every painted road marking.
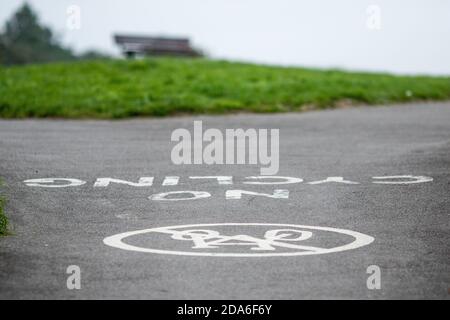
[23,178,86,188]
[103,223,374,257]
[24,175,434,188]
[372,175,433,184]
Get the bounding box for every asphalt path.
[0,102,449,299]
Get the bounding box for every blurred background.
[1,0,450,75]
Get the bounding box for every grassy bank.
[0,178,7,236]
[0,58,449,118]
[0,197,7,236]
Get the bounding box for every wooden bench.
[114,34,201,58]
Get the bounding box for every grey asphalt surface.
[0,102,449,299]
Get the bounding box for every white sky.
[1,0,449,75]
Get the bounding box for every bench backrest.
[114,35,197,56]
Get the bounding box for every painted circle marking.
[103,223,374,257]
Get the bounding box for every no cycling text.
[23,175,433,201]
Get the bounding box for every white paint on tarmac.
[225,189,289,200]
[189,176,233,185]
[103,223,375,257]
[94,177,154,187]
[148,190,211,201]
[307,177,360,185]
[162,176,180,186]
[243,176,303,185]
[22,174,434,187]
[372,175,433,184]
[23,178,86,188]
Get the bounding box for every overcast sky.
[1,0,449,75]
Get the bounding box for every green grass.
[0,58,449,118]
[0,178,7,236]
[0,198,7,236]
[0,182,7,235]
